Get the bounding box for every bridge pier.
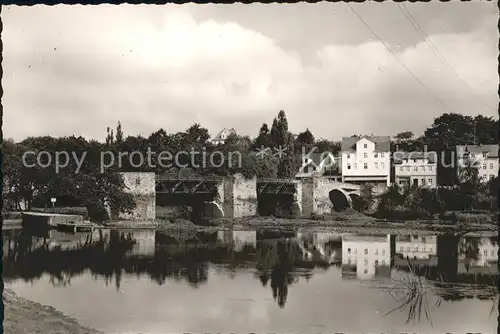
[223,174,258,218]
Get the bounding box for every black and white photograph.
[1,1,499,333]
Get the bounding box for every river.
[3,228,498,333]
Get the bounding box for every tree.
[295,129,315,147]
[270,110,289,148]
[115,121,124,145]
[394,131,414,142]
[254,123,272,149]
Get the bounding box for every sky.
[3,2,498,142]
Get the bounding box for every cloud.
[2,4,497,142]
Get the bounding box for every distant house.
[393,151,438,188]
[456,144,498,182]
[341,135,391,186]
[211,128,236,145]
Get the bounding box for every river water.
[3,228,498,333]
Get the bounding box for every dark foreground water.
[3,228,498,333]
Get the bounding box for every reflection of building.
[125,230,156,257]
[217,230,257,252]
[458,237,498,270]
[341,234,391,280]
[296,232,342,263]
[396,235,437,259]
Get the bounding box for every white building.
[341,136,391,186]
[341,234,391,280]
[211,128,236,145]
[456,144,498,182]
[395,235,437,260]
[394,152,438,188]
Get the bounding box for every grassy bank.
[3,287,102,334]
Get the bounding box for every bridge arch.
[328,188,353,212]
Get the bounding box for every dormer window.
[347,153,351,159]
[483,152,488,158]
[363,144,367,149]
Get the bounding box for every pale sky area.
[2,2,498,142]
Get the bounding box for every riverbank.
[3,287,103,334]
[101,211,497,239]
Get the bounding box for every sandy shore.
[3,287,103,334]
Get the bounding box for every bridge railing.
[257,178,299,183]
[155,175,224,182]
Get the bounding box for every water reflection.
[3,228,498,330]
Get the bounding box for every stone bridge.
[119,172,362,220]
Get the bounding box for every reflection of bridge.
[123,172,363,220]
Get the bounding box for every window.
[347,248,351,254]
[364,259,368,265]
[406,166,410,171]
[428,166,433,172]
[364,152,368,158]
[374,249,378,255]
[347,164,351,170]
[364,144,367,149]
[428,178,432,185]
[375,162,379,169]
[399,167,403,172]
[483,163,487,170]
[135,177,141,185]
[374,153,378,158]
[484,250,488,256]
[415,246,419,252]
[483,152,488,158]
[413,159,417,163]
[364,249,368,255]
[381,162,385,168]
[382,260,386,265]
[375,260,379,266]
[400,246,404,251]
[364,269,368,274]
[414,166,418,171]
[429,247,433,253]
[364,163,368,169]
[421,166,425,171]
[381,153,385,158]
[421,178,426,185]
[347,153,351,159]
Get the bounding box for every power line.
[346,3,453,113]
[397,3,494,111]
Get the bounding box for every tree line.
[2,111,498,220]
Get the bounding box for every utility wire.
[397,3,494,111]
[347,3,453,113]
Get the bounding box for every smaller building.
[211,128,236,145]
[393,151,438,188]
[217,230,257,252]
[456,144,499,182]
[295,152,340,179]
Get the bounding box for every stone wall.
[301,178,314,217]
[312,177,337,215]
[119,172,156,221]
[227,174,258,218]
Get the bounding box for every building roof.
[341,135,390,153]
[393,151,437,163]
[211,128,236,141]
[456,144,499,158]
